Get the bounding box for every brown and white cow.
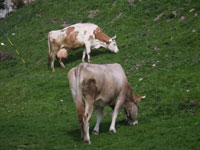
[48,23,119,72]
[68,63,142,144]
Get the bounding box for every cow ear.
[135,94,145,103]
[112,35,117,40]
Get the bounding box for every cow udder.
[57,49,67,59]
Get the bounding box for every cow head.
[124,94,142,125]
[107,35,119,53]
[124,101,139,125]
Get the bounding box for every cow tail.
[75,65,84,125]
[48,34,52,65]
[76,95,85,125]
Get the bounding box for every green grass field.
[0,0,200,149]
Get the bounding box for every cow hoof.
[109,129,116,133]
[84,139,91,144]
[132,120,138,125]
[93,130,99,135]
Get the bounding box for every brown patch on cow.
[82,78,97,99]
[94,27,110,44]
[82,79,97,98]
[88,35,94,41]
[62,27,84,49]
[66,27,75,34]
[84,30,87,35]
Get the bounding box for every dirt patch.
[0,51,14,63]
[88,9,99,19]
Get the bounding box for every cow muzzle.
[114,48,119,53]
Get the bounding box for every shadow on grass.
[67,119,127,142]
[67,128,81,142]
[53,49,112,68]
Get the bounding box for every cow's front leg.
[109,96,124,133]
[85,44,91,63]
[87,53,91,63]
[82,50,86,62]
[93,107,104,135]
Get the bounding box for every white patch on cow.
[72,23,98,43]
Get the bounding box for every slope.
[0,0,200,149]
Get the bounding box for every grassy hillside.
[0,0,200,149]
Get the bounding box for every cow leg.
[58,58,65,68]
[93,107,104,135]
[82,49,86,62]
[82,98,94,144]
[75,98,85,140]
[85,44,91,63]
[81,78,96,143]
[50,54,56,72]
[109,96,125,133]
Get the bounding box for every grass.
[0,0,200,149]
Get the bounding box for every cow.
[48,23,119,72]
[68,63,142,144]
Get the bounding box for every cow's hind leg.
[93,107,104,135]
[81,78,97,144]
[82,98,94,144]
[58,58,65,68]
[50,54,56,72]
[75,97,85,140]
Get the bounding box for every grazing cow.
[68,63,142,144]
[48,23,119,72]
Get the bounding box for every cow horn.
[112,35,117,39]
